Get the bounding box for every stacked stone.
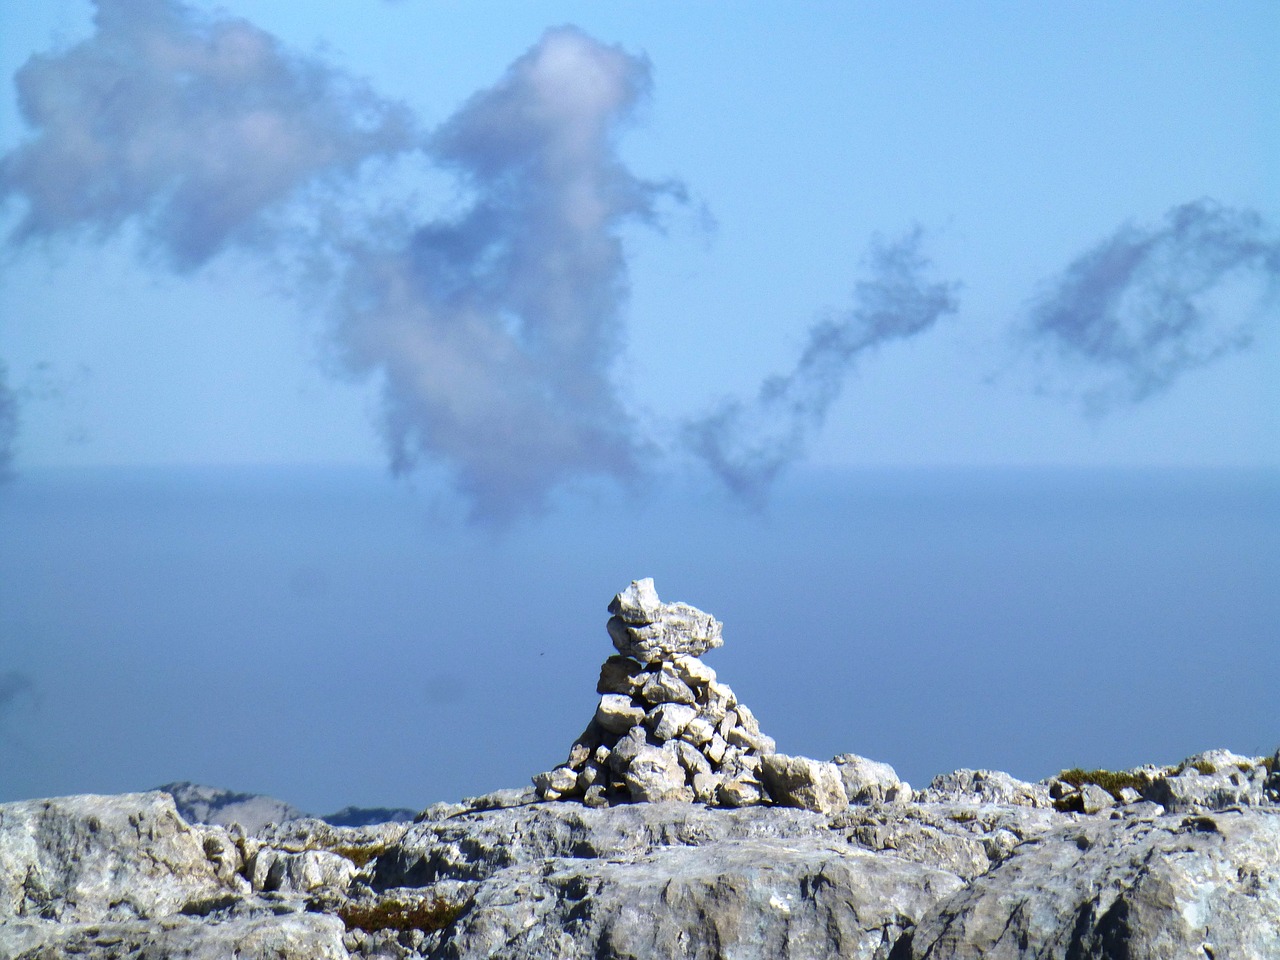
[533,578,777,808]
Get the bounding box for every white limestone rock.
[606,577,664,624]
[922,768,1053,808]
[1,914,350,960]
[759,754,850,816]
[247,847,356,895]
[623,746,690,802]
[701,733,727,766]
[903,806,1280,959]
[682,715,716,746]
[726,725,776,755]
[639,665,697,706]
[701,680,737,724]
[647,702,698,741]
[593,693,645,735]
[607,579,724,663]
[532,766,579,799]
[675,739,713,779]
[5,747,1279,960]
[833,754,911,804]
[0,792,245,923]
[717,777,769,808]
[672,654,716,686]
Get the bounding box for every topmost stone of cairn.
[606,578,724,663]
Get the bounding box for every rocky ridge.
[1,580,1276,959]
[158,781,417,833]
[3,751,1278,960]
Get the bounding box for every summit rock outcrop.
[532,578,796,809]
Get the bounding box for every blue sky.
[0,2,1277,809]
[1,1,1276,506]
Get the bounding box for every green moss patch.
[1175,760,1217,776]
[1056,768,1153,800]
[338,896,465,935]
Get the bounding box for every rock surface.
[531,578,780,808]
[3,748,1277,959]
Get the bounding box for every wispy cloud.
[0,6,683,520]
[684,229,959,498]
[0,0,413,269]
[0,671,34,716]
[333,27,680,521]
[1023,200,1280,414]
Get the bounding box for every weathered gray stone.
[606,579,724,663]
[639,665,697,706]
[1078,782,1115,814]
[606,576,664,624]
[566,741,591,768]
[902,807,1280,960]
[623,745,689,802]
[691,772,722,803]
[434,834,960,960]
[247,847,356,895]
[702,680,737,723]
[717,777,769,808]
[833,753,910,804]
[647,701,697,741]
[726,724,777,755]
[0,792,244,923]
[592,692,645,734]
[595,655,644,695]
[682,715,715,746]
[675,739,713,779]
[759,754,849,815]
[607,725,649,773]
[1144,763,1267,812]
[921,768,1054,808]
[705,732,729,765]
[734,702,761,735]
[544,766,579,795]
[5,749,1279,960]
[831,802,1062,881]
[671,654,716,687]
[0,914,350,960]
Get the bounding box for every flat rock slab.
[432,837,963,960]
[1,914,350,960]
[380,800,833,886]
[0,792,241,923]
[902,807,1280,959]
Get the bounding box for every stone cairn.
[533,578,780,808]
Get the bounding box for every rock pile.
[533,578,782,808]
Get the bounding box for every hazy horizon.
[2,463,1275,814]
